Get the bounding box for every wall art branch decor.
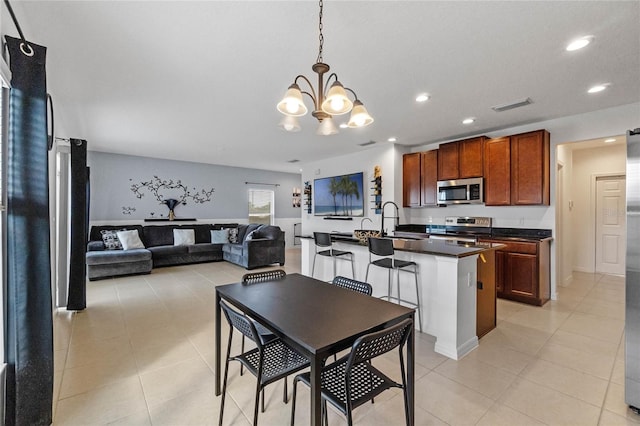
[122,206,136,215]
[129,175,215,220]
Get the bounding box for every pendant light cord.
[317,0,324,63]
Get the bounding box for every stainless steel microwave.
[436,177,484,205]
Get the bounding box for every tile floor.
[52,249,640,425]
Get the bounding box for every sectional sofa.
[86,223,285,280]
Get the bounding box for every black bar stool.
[311,232,355,280]
[365,237,423,332]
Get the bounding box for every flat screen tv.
[314,172,364,217]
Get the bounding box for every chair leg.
[219,331,234,426]
[365,263,371,282]
[396,268,402,305]
[413,265,423,332]
[349,254,355,279]
[290,376,299,426]
[322,400,328,426]
[253,380,261,425]
[332,256,337,282]
[387,269,392,301]
[240,336,245,376]
[261,388,265,413]
[312,253,317,278]
[283,377,288,403]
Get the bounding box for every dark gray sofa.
[86,223,285,280]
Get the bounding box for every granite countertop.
[394,224,553,241]
[301,234,503,258]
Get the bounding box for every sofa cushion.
[148,245,188,257]
[173,229,195,246]
[188,243,223,254]
[86,248,151,265]
[237,224,261,242]
[187,224,215,243]
[228,227,239,243]
[143,225,179,247]
[253,225,282,240]
[223,243,244,257]
[117,230,145,250]
[100,229,123,250]
[90,225,145,245]
[212,223,238,231]
[211,229,229,243]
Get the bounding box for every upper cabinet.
[403,150,438,207]
[484,129,550,206]
[437,137,485,180]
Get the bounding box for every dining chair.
[219,300,310,426]
[239,270,286,377]
[312,232,355,280]
[365,237,423,332]
[331,275,372,296]
[290,318,414,426]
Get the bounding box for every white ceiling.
[9,1,640,173]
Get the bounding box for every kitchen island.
[301,235,502,360]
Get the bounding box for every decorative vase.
[169,210,175,221]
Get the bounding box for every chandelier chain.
[317,0,324,63]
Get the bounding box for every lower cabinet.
[483,238,551,306]
[476,250,496,338]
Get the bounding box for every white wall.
[570,143,627,273]
[556,144,573,287]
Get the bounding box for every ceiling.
[8,1,640,173]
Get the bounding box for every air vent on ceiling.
[287,159,300,163]
[358,140,376,147]
[491,98,533,112]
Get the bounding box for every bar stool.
[311,232,355,280]
[365,237,423,332]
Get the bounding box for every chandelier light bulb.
[347,100,374,128]
[321,81,353,115]
[278,115,301,132]
[317,117,338,136]
[277,84,308,117]
[330,97,345,112]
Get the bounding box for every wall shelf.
[370,175,382,214]
[144,218,197,222]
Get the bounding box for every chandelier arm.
[294,74,318,105]
[324,72,340,96]
[344,87,360,101]
[300,90,317,105]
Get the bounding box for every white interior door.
[595,176,626,275]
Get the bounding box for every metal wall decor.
[130,176,215,205]
[122,206,136,215]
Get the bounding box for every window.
[1,66,10,366]
[248,189,274,225]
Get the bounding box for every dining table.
[214,273,415,426]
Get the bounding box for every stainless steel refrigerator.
[626,128,640,413]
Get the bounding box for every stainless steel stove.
[430,216,492,243]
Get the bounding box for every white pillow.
[116,230,145,250]
[211,229,230,244]
[174,229,195,246]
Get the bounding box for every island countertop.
[301,234,503,258]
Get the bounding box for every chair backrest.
[332,276,373,296]
[219,300,262,345]
[242,269,286,284]
[347,318,413,368]
[367,237,395,257]
[314,232,333,248]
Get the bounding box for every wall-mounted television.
[314,172,364,217]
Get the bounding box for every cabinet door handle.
[477,281,484,290]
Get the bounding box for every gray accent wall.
[87,151,302,221]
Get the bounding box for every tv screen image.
[314,172,364,217]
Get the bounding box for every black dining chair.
[365,237,423,332]
[219,300,310,426]
[239,270,287,377]
[312,232,355,280]
[290,318,414,426]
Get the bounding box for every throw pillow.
[100,229,123,250]
[173,229,195,246]
[210,229,230,244]
[228,227,239,244]
[116,230,145,250]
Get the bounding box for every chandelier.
[276,0,374,136]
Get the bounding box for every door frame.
[591,172,626,274]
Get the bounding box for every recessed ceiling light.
[566,36,594,51]
[462,118,475,125]
[415,93,430,103]
[388,137,397,142]
[339,123,348,129]
[604,138,616,143]
[588,84,609,93]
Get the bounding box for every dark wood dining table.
[215,273,415,426]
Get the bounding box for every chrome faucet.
[381,201,400,236]
[360,217,373,230]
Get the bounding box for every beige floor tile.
[559,311,625,344]
[476,403,545,426]
[520,358,609,406]
[586,286,625,304]
[575,297,626,321]
[54,377,147,425]
[133,338,203,374]
[547,329,619,357]
[599,409,640,425]
[357,393,447,426]
[65,335,134,369]
[503,306,571,333]
[106,409,152,426]
[139,355,215,407]
[537,342,616,380]
[465,340,535,375]
[477,321,552,355]
[612,355,626,385]
[500,377,600,425]
[59,351,139,399]
[412,372,494,425]
[434,357,517,400]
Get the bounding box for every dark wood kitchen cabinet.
[484,130,550,206]
[437,137,485,181]
[483,238,551,306]
[476,249,496,338]
[403,150,438,207]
